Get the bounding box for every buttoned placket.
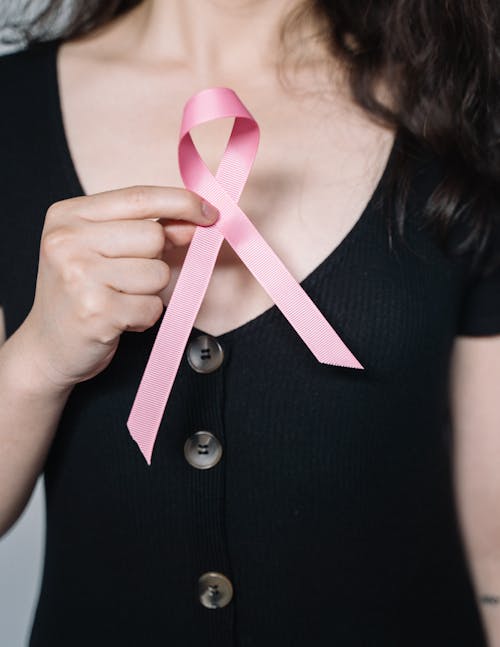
[183,330,236,643]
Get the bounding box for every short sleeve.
[456,212,500,336]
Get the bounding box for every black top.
[1,39,500,647]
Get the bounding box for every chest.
[58,53,396,335]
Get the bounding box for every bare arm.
[450,334,500,646]
[0,186,218,538]
[0,310,73,536]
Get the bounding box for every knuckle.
[95,327,119,346]
[125,185,149,215]
[145,296,165,326]
[147,221,166,255]
[45,200,66,221]
[40,226,76,261]
[124,296,164,332]
[185,189,201,216]
[76,290,106,322]
[152,260,170,288]
[60,257,88,286]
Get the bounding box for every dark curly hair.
[2,0,500,274]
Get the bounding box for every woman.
[0,1,499,645]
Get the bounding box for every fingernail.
[201,200,219,222]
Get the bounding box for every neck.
[101,0,329,82]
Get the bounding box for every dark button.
[184,431,223,470]
[186,334,224,373]
[198,572,233,609]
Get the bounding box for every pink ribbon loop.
[127,87,363,465]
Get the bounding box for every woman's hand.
[21,186,219,391]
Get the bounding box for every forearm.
[457,526,500,645]
[453,425,500,646]
[450,336,500,646]
[0,320,73,537]
[472,566,500,646]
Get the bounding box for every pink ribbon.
[127,87,363,465]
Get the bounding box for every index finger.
[53,185,217,225]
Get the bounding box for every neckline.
[46,38,401,343]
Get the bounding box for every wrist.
[2,320,75,400]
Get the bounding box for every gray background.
[0,481,45,646]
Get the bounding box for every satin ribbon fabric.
[127,87,363,465]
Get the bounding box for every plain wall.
[0,479,45,647]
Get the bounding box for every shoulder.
[400,133,500,275]
[0,39,58,88]
[0,40,63,173]
[0,40,60,128]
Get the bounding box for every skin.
[52,0,395,335]
[450,336,500,645]
[0,187,218,530]
[0,0,499,642]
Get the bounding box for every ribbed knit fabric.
[1,40,499,647]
